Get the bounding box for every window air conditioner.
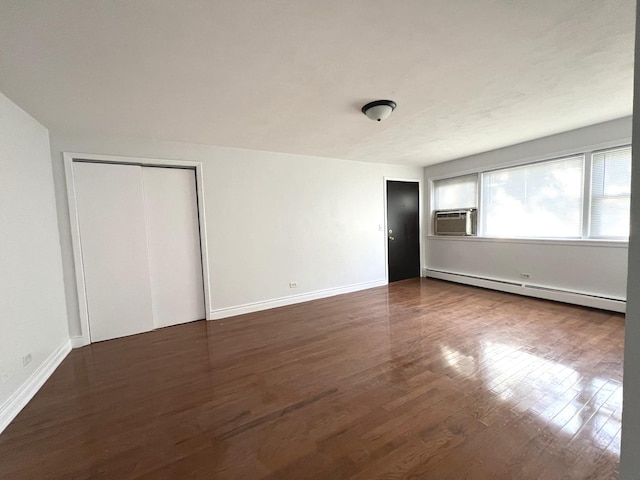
[434,209,477,236]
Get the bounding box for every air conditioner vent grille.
[434,208,477,236]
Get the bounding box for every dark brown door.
[387,180,420,282]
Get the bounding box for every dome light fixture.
[362,100,397,122]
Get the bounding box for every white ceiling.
[0,1,635,166]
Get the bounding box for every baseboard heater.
[424,269,626,313]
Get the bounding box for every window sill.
[425,235,629,248]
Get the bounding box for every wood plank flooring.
[0,278,624,479]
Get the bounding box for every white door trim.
[64,152,212,347]
[383,177,424,283]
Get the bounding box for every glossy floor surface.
[0,279,624,479]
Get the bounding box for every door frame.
[383,177,424,284]
[64,152,212,346]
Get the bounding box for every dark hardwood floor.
[0,278,624,479]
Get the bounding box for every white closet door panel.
[73,162,154,342]
[142,167,205,328]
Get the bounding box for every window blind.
[481,156,584,238]
[590,147,631,238]
[433,174,478,210]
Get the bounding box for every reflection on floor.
[0,278,624,479]
[445,341,621,454]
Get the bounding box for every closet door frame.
[64,152,212,347]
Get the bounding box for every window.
[433,174,477,210]
[430,145,632,240]
[481,156,584,238]
[590,146,631,238]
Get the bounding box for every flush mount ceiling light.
[361,100,397,122]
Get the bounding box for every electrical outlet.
[22,354,32,367]
[289,282,298,288]
[520,273,531,279]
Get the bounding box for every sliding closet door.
[73,162,154,342]
[142,167,205,328]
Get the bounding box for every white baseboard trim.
[425,269,626,313]
[70,336,89,348]
[210,279,388,320]
[0,339,71,435]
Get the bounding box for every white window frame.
[587,145,632,239]
[479,154,585,239]
[428,142,631,244]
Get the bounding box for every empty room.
[1,1,640,479]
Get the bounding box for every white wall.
[423,117,632,310]
[619,2,640,476]
[0,92,69,432]
[50,133,423,339]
